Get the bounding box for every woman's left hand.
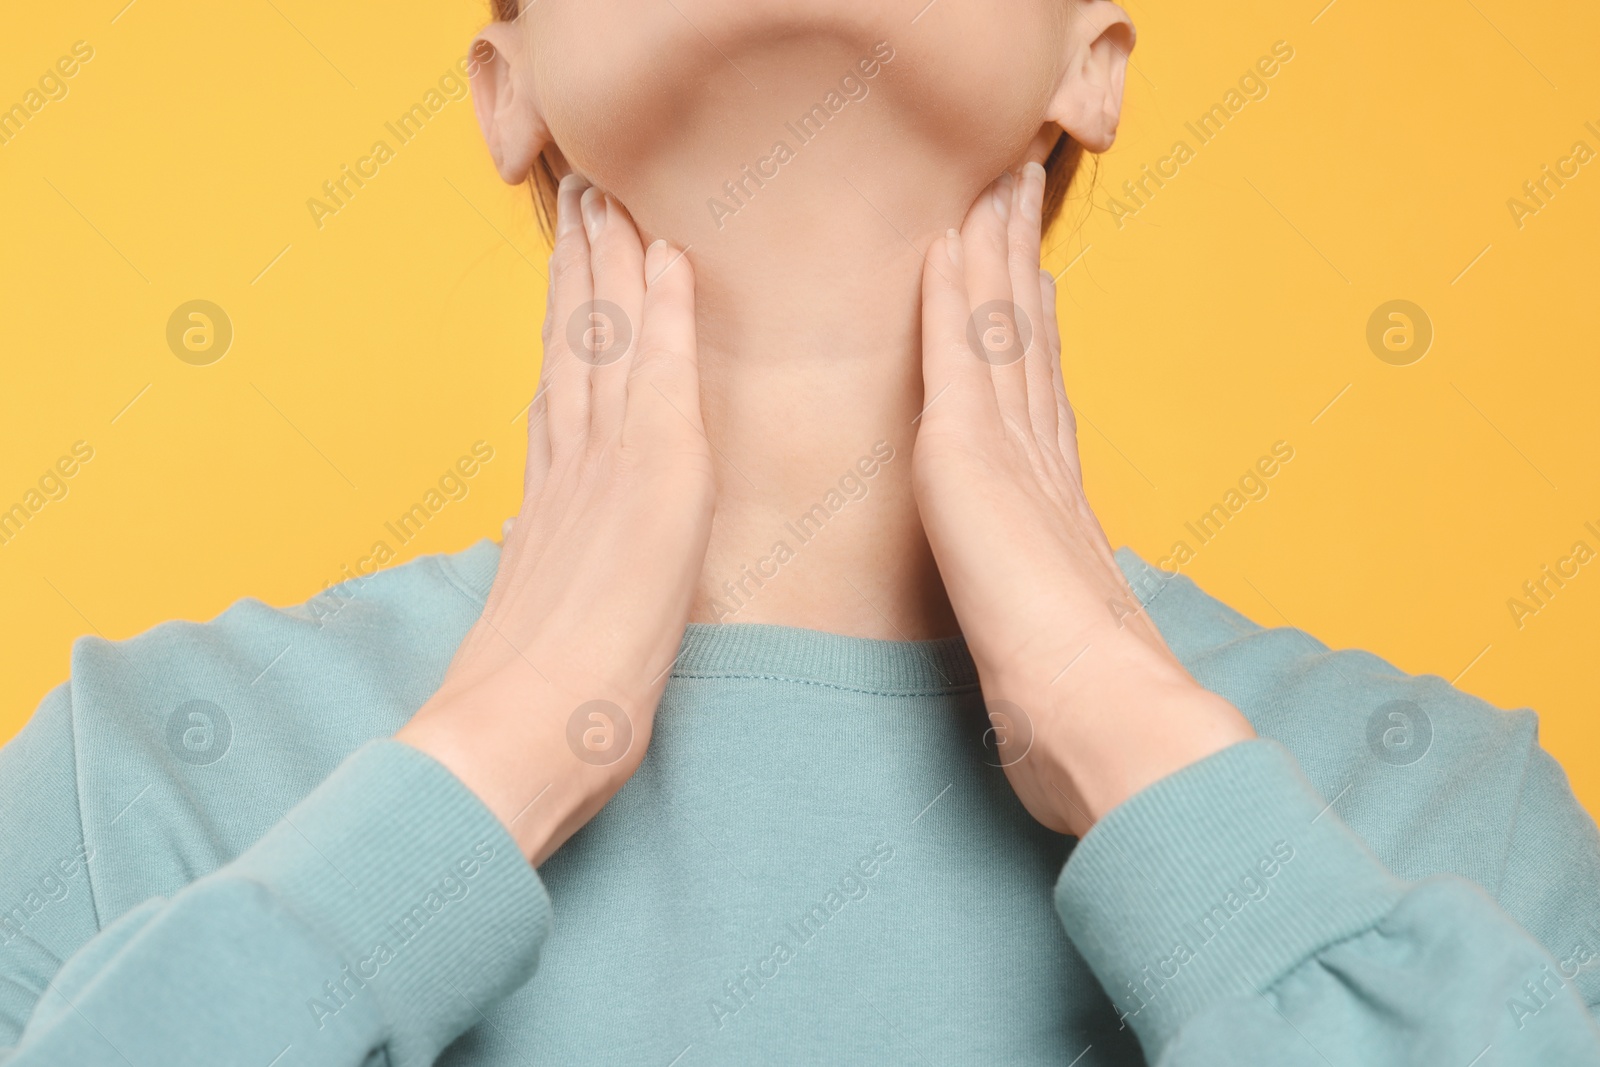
[913,161,1255,838]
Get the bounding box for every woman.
[2,0,1597,1063]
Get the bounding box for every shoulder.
[37,539,500,919]
[1116,548,1549,890]
[1119,546,1600,1007]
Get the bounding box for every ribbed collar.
[439,538,1168,695]
[670,621,977,694]
[439,538,978,695]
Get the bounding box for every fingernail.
[644,238,668,283]
[581,188,606,240]
[556,174,586,238]
[1021,161,1046,224]
[992,174,1013,220]
[1039,267,1059,296]
[945,228,962,269]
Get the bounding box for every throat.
[686,245,959,641]
[583,38,998,641]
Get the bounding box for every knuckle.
[550,239,588,277]
[634,342,684,370]
[588,233,624,277]
[647,269,691,302]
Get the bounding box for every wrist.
[397,670,646,866]
[1055,681,1254,834]
[986,634,1255,837]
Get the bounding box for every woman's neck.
[678,179,963,638]
[573,38,1033,638]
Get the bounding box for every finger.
[1038,269,1082,481]
[493,293,555,612]
[497,182,592,614]
[543,173,595,458]
[625,240,703,447]
[918,229,999,430]
[960,174,1031,428]
[524,288,554,500]
[582,191,647,445]
[1009,162,1057,444]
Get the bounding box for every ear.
[469,22,551,184]
[1040,0,1134,156]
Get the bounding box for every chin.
[528,0,1059,206]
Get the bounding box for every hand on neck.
[616,50,992,639]
[519,13,1079,639]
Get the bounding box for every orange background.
[1,2,1596,811]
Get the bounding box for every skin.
[396,0,1255,864]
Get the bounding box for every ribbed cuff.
[1056,740,1403,1058]
[229,740,550,1067]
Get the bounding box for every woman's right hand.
[397,174,713,866]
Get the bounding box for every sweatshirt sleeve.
[1056,739,1600,1066]
[0,685,551,1067]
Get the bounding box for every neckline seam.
[668,670,981,698]
[434,554,493,608]
[438,541,985,694]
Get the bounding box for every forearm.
[4,743,549,1067]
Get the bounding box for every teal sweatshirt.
[2,540,1599,1066]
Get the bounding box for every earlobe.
[1046,1,1134,155]
[470,22,551,184]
